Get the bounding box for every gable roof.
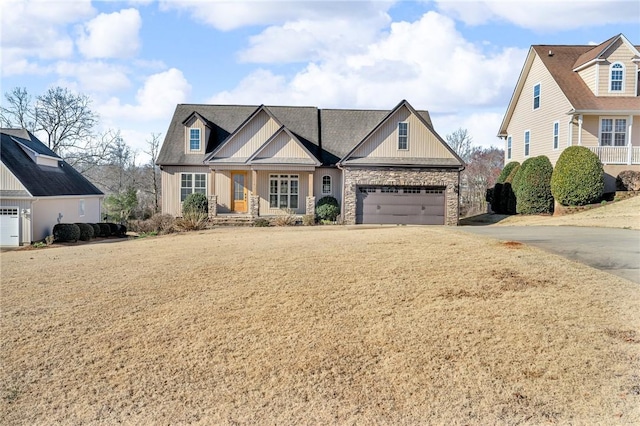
[499,34,640,136]
[247,126,321,166]
[0,129,103,197]
[158,102,436,167]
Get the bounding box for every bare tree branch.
[1,87,35,130]
[446,128,474,162]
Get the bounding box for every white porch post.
[628,115,633,165]
[568,116,574,147]
[577,114,583,146]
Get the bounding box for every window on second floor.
[507,136,512,159]
[189,128,201,151]
[398,122,408,150]
[524,130,530,156]
[533,83,541,110]
[600,118,627,146]
[553,121,559,150]
[610,63,624,92]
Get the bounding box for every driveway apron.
[458,226,640,284]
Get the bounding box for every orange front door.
[231,172,248,212]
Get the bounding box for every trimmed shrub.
[497,161,520,184]
[116,224,127,237]
[491,183,503,213]
[89,223,101,237]
[316,204,340,222]
[53,223,81,242]
[107,222,119,236]
[551,146,604,206]
[182,193,208,214]
[316,196,339,208]
[515,155,554,214]
[75,223,94,241]
[97,223,111,237]
[616,170,640,191]
[253,218,270,227]
[511,157,533,197]
[500,164,520,215]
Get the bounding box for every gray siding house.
[157,100,464,225]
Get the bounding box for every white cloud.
[433,111,505,150]
[76,8,142,59]
[434,0,639,31]
[54,61,131,93]
[97,68,191,123]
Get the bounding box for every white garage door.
[356,186,446,225]
[0,207,20,246]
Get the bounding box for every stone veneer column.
[249,195,260,217]
[305,196,316,216]
[208,195,218,219]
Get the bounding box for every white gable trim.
[247,126,321,166]
[13,138,60,164]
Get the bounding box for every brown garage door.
[356,186,445,225]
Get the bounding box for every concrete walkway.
[458,226,640,284]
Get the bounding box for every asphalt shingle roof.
[0,129,103,197]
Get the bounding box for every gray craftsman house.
[157,100,464,225]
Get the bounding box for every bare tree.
[446,128,474,162]
[1,87,35,130]
[460,147,504,216]
[143,133,162,214]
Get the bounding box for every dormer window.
[398,122,408,150]
[533,83,541,109]
[610,63,624,92]
[189,128,201,151]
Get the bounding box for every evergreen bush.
[53,223,81,242]
[551,146,604,206]
[515,156,554,214]
[107,222,119,236]
[75,223,94,241]
[501,164,520,215]
[97,223,111,237]
[491,183,503,213]
[89,223,101,237]
[497,161,520,184]
[316,196,339,207]
[182,193,208,214]
[316,204,340,222]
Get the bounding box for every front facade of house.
[0,129,103,246]
[157,100,464,225]
[498,34,640,192]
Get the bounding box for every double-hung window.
[269,174,299,209]
[322,175,332,195]
[524,130,530,156]
[181,173,206,202]
[600,118,627,146]
[507,136,512,159]
[609,63,624,92]
[533,83,541,110]
[552,121,559,150]
[398,122,408,150]
[189,128,201,151]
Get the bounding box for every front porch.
[588,146,640,165]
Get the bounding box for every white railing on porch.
[587,146,640,165]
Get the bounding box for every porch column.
[252,169,258,195]
[306,172,315,216]
[577,114,583,146]
[208,195,218,218]
[568,116,574,147]
[628,115,633,165]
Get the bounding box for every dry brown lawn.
[1,226,639,424]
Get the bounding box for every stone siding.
[305,196,316,216]
[208,195,218,218]
[342,167,460,226]
[249,195,260,217]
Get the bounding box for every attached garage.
[356,186,445,225]
[0,207,20,246]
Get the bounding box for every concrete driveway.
[458,226,640,284]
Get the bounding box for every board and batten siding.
[184,116,209,155]
[314,168,342,206]
[1,163,28,192]
[161,166,210,216]
[505,52,573,166]
[597,39,638,97]
[351,105,454,159]
[0,198,32,244]
[254,131,310,160]
[255,171,311,215]
[215,111,281,159]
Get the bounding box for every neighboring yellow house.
[498,34,640,192]
[157,100,465,225]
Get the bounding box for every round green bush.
[551,146,604,206]
[75,223,94,241]
[107,222,119,236]
[316,196,339,208]
[491,183,503,213]
[497,161,520,184]
[53,223,81,242]
[316,204,340,222]
[515,156,554,214]
[89,223,101,237]
[511,157,533,197]
[97,223,111,237]
[500,164,520,215]
[183,193,208,214]
[116,224,127,237]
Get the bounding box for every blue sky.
[1,0,639,163]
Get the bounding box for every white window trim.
[269,174,299,209]
[533,83,541,110]
[506,135,512,160]
[552,121,560,150]
[598,117,628,147]
[189,128,201,151]
[321,175,332,195]
[609,62,625,93]
[398,122,409,150]
[180,172,207,202]
[524,130,531,157]
[79,199,85,217]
